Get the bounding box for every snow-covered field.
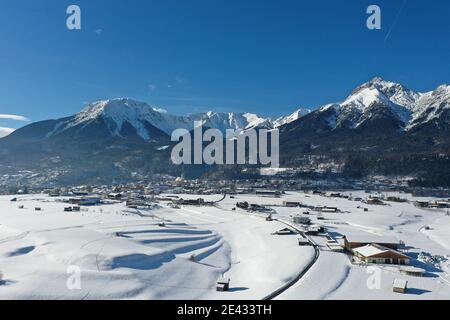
[0,191,449,300]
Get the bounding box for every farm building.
[108,193,123,200]
[366,198,385,205]
[255,190,281,197]
[305,225,325,235]
[69,197,101,206]
[353,244,410,265]
[414,200,430,208]
[283,201,301,207]
[315,206,338,213]
[297,238,310,246]
[292,215,311,225]
[343,234,401,251]
[216,278,230,292]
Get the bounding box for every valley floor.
[0,191,449,300]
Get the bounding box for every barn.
[353,244,410,265]
[344,234,401,251]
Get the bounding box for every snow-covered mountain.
[312,77,450,131]
[45,98,276,141]
[273,108,311,128]
[2,77,449,144]
[0,77,449,186]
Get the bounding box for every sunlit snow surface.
[0,191,449,300]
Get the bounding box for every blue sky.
[0,0,449,131]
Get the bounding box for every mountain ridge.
[1,77,449,186]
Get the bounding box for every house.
[71,191,89,196]
[327,192,341,198]
[366,198,384,205]
[315,206,338,213]
[177,198,205,206]
[393,278,408,294]
[321,207,338,213]
[344,234,401,251]
[434,201,450,208]
[414,200,429,208]
[305,225,325,235]
[78,197,102,206]
[69,197,101,206]
[216,278,230,292]
[283,201,300,207]
[353,244,410,265]
[386,196,407,203]
[293,215,311,225]
[236,201,249,209]
[108,193,122,200]
[255,190,281,197]
[274,228,296,235]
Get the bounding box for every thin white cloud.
[95,29,103,35]
[153,108,168,114]
[0,114,30,121]
[0,127,15,138]
[148,84,157,91]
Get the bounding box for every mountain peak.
[351,77,420,109]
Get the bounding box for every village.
[0,178,449,299]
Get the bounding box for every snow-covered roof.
[353,244,387,257]
[393,278,408,288]
[400,266,425,274]
[353,244,410,258]
[345,232,400,245]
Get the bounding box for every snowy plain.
[0,191,449,300]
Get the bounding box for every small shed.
[274,227,296,235]
[298,238,310,246]
[216,278,230,292]
[393,278,408,294]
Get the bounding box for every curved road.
[262,219,321,300]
